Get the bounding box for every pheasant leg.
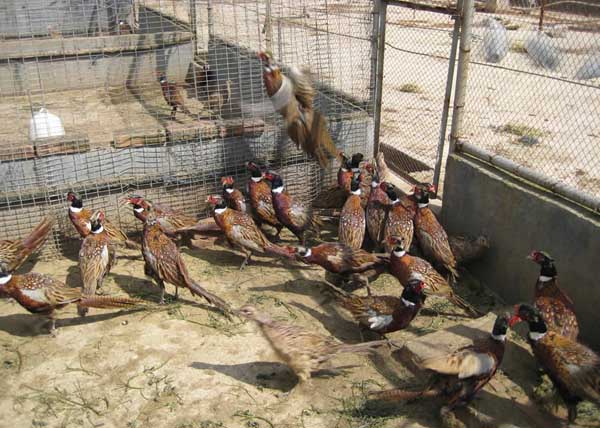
[240,251,252,271]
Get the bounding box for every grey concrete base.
[442,153,600,349]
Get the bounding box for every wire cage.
[462,0,600,203]
[0,0,376,259]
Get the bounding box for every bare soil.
[1,225,599,428]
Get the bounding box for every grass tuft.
[398,83,423,94]
[500,123,545,139]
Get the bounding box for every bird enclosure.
[0,0,376,259]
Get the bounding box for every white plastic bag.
[575,55,600,80]
[29,108,65,140]
[483,19,509,63]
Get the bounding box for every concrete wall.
[442,153,600,350]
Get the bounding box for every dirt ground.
[1,224,599,428]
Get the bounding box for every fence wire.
[378,5,457,191]
[0,0,375,259]
[463,0,600,200]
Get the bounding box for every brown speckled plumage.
[381,183,415,254]
[366,174,390,249]
[78,211,116,316]
[238,305,386,382]
[142,207,230,314]
[529,251,579,339]
[413,188,458,279]
[67,192,139,249]
[208,196,295,269]
[246,162,284,235]
[221,176,247,213]
[0,217,53,272]
[264,173,320,245]
[0,272,143,334]
[511,304,599,423]
[371,315,508,414]
[338,176,365,250]
[388,238,480,317]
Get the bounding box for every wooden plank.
[34,134,90,157]
[221,118,265,138]
[0,145,36,161]
[112,128,167,148]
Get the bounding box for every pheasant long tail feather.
[369,388,439,401]
[449,293,482,318]
[21,217,54,253]
[187,279,232,316]
[124,239,141,250]
[311,111,341,168]
[335,339,388,355]
[78,295,145,309]
[321,280,351,298]
[264,242,296,259]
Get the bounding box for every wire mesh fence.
[377,3,458,191]
[461,0,600,201]
[0,0,376,259]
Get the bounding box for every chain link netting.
[463,0,600,200]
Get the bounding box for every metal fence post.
[371,0,387,158]
[432,0,462,192]
[449,0,474,153]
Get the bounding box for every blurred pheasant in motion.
[67,192,139,249]
[259,51,341,168]
[263,172,320,245]
[141,205,230,315]
[221,176,247,213]
[510,304,600,423]
[528,251,579,339]
[0,217,53,273]
[370,314,508,421]
[326,278,426,336]
[388,237,481,317]
[237,304,387,383]
[245,161,284,238]
[78,211,116,316]
[0,270,143,335]
[296,242,388,293]
[207,195,295,270]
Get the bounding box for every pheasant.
[237,304,387,383]
[221,176,247,213]
[263,172,320,245]
[413,185,458,280]
[313,153,364,209]
[141,206,230,315]
[157,73,190,120]
[388,237,481,317]
[338,174,365,250]
[380,182,415,253]
[126,195,220,239]
[259,51,341,168]
[67,192,139,249]
[510,304,600,423]
[528,250,578,340]
[245,161,284,237]
[448,234,490,265]
[0,270,143,335]
[207,196,295,269]
[371,314,508,420]
[365,169,390,250]
[327,278,426,336]
[78,211,116,316]
[0,217,54,272]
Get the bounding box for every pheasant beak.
[428,184,436,194]
[379,182,388,191]
[526,251,538,261]
[221,176,234,186]
[206,195,220,205]
[263,172,274,181]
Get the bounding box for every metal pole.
[264,0,273,53]
[189,0,198,55]
[449,0,474,153]
[432,1,461,192]
[538,0,546,31]
[207,0,214,40]
[371,0,387,158]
